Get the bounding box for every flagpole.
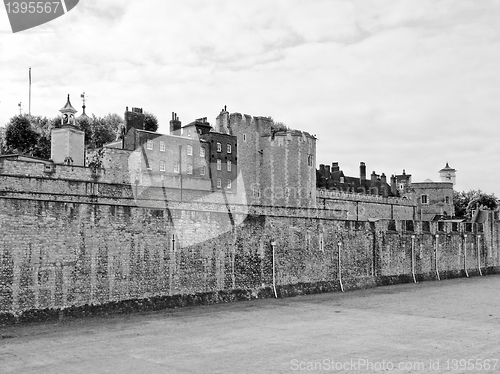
[29,67,31,115]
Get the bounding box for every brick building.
[95,107,239,204]
[317,161,392,197]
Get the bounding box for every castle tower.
[50,94,85,166]
[438,162,456,185]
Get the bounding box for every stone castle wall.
[0,162,498,323]
[317,189,416,221]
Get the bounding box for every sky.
[0,0,499,195]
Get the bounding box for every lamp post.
[435,234,440,281]
[338,241,344,292]
[270,240,277,298]
[463,234,469,278]
[411,235,417,283]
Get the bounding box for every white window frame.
[227,144,232,154]
[421,194,429,205]
[187,164,193,174]
[159,160,166,171]
[216,178,222,189]
[174,163,180,173]
[147,139,153,150]
[227,179,232,189]
[200,147,205,157]
[200,166,206,176]
[159,141,165,152]
[217,142,222,152]
[227,160,231,172]
[217,159,221,170]
[187,145,193,156]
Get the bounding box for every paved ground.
[1,276,500,374]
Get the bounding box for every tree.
[454,190,498,219]
[77,114,123,149]
[3,115,39,155]
[144,111,158,132]
[88,115,117,149]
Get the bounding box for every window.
[147,139,153,150]
[227,179,232,189]
[319,233,324,252]
[217,159,221,170]
[174,163,180,173]
[252,185,260,198]
[217,142,222,152]
[200,147,205,157]
[227,160,232,172]
[340,176,344,183]
[187,145,193,155]
[243,134,247,142]
[159,160,166,171]
[421,194,428,204]
[159,141,165,152]
[187,129,192,137]
[227,144,232,154]
[187,164,193,174]
[200,166,206,176]
[307,154,313,167]
[216,178,222,189]
[445,196,450,204]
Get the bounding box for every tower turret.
[51,94,85,166]
[438,162,456,185]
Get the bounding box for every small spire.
[79,92,89,118]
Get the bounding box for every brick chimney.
[360,162,366,181]
[390,175,397,195]
[215,106,230,134]
[319,164,326,178]
[170,112,182,135]
[124,106,145,132]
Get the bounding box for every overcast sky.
[0,0,499,195]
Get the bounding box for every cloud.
[0,0,499,195]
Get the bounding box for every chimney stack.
[332,162,340,172]
[390,175,397,196]
[170,112,182,135]
[319,164,326,178]
[360,162,366,181]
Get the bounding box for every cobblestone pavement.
[1,275,500,373]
